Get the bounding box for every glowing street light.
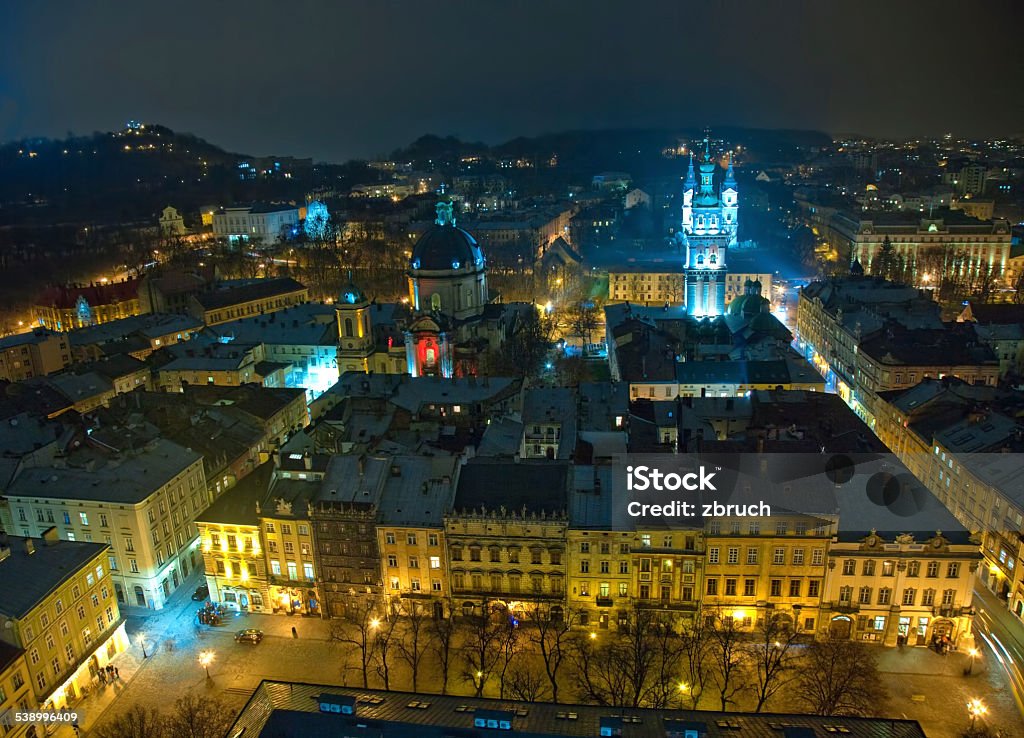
[966,648,979,675]
[370,618,381,629]
[967,698,987,729]
[199,650,215,680]
[588,632,598,640]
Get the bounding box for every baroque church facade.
[335,202,530,379]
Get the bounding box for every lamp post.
[138,634,148,659]
[967,698,987,730]
[677,682,689,709]
[966,648,978,675]
[199,650,215,681]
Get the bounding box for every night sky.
[1,0,1021,162]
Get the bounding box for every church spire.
[724,154,737,190]
[684,153,696,191]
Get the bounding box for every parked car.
[191,584,210,601]
[234,629,263,644]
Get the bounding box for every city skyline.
[1,1,1022,162]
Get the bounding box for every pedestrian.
[114,666,119,680]
[98,669,106,685]
[291,626,298,639]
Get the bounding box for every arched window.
[344,318,353,337]
[431,293,442,311]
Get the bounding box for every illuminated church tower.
[681,138,738,318]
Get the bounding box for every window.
[902,588,916,606]
[619,561,629,574]
[947,562,960,578]
[839,585,853,603]
[724,579,737,596]
[926,561,939,577]
[789,580,801,598]
[748,521,760,535]
[579,542,590,554]
[303,563,314,580]
[747,548,758,565]
[882,560,895,576]
[775,521,787,535]
[727,547,739,564]
[770,579,782,597]
[792,549,805,566]
[428,534,438,546]
[385,532,396,545]
[706,579,718,595]
[287,562,298,580]
[878,588,891,605]
[390,577,400,590]
[858,587,872,605]
[872,616,886,631]
[600,561,610,574]
[432,579,442,592]
[807,580,820,597]
[271,560,281,576]
[580,560,590,573]
[531,549,543,565]
[907,561,920,577]
[811,549,824,566]
[743,579,756,596]
[429,556,441,569]
[619,582,628,597]
[79,512,89,526]
[408,556,419,569]
[863,560,876,576]
[387,555,397,568]
[708,547,720,564]
[772,548,785,565]
[298,525,309,536]
[922,589,935,606]
[407,533,417,546]
[281,524,292,535]
[942,589,955,606]
[265,522,275,533]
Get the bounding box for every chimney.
[42,526,60,545]
[24,538,35,555]
[303,453,313,470]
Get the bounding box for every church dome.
[410,202,484,272]
[725,279,769,317]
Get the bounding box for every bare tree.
[747,613,802,713]
[795,636,885,716]
[616,607,662,708]
[396,599,432,692]
[648,616,686,710]
[507,663,547,702]
[460,601,504,697]
[90,705,165,738]
[163,694,236,738]
[329,596,382,688]
[565,300,599,346]
[707,610,749,712]
[495,616,522,699]
[525,603,576,703]
[567,630,633,706]
[678,616,712,709]
[373,609,401,691]
[428,598,460,695]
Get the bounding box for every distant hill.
[0,123,313,224]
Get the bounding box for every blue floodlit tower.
[681,137,739,318]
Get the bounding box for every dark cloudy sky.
[1,0,1021,162]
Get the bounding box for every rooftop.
[0,328,63,350]
[453,458,569,516]
[204,302,338,347]
[228,682,927,738]
[192,277,307,311]
[68,313,203,348]
[377,454,459,527]
[0,533,108,619]
[195,460,275,527]
[6,438,202,505]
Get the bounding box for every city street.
[974,585,1024,727]
[65,577,1024,738]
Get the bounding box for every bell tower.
[335,274,374,373]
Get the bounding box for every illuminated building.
[0,328,72,382]
[212,204,300,246]
[680,140,738,318]
[33,279,142,332]
[377,454,459,613]
[0,641,36,737]
[3,439,208,611]
[335,279,375,374]
[445,459,569,619]
[402,201,527,379]
[188,277,309,326]
[0,531,129,712]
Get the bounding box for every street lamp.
[967,648,978,675]
[967,698,987,730]
[369,618,381,629]
[199,650,215,680]
[138,633,148,659]
[677,681,689,709]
